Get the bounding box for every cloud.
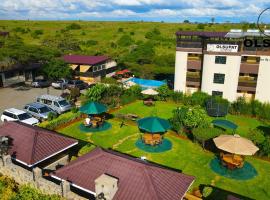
[0,0,269,22]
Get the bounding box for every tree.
[66,23,81,30]
[197,23,205,30]
[85,84,107,102]
[41,59,72,80]
[183,20,190,23]
[170,106,211,133]
[193,127,221,149]
[157,85,171,101]
[117,35,134,47]
[246,129,265,145]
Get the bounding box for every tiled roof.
[53,148,195,200]
[63,55,109,65]
[0,122,78,167]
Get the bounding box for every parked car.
[51,79,68,89]
[67,80,88,90]
[31,79,51,88]
[36,94,72,114]
[24,103,57,121]
[1,108,39,125]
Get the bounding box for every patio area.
[210,158,258,180]
[56,101,270,200]
[135,138,172,153]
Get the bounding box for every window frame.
[215,56,227,64]
[213,73,225,84]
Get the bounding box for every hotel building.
[174,30,270,102]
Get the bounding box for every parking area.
[0,86,63,124]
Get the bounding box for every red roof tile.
[63,55,109,65]
[53,148,195,200]
[0,122,78,167]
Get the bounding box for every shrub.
[171,91,184,103]
[170,106,211,133]
[71,107,79,113]
[193,127,222,149]
[157,85,171,101]
[66,23,81,30]
[246,129,265,145]
[85,84,107,102]
[117,35,134,47]
[84,40,98,46]
[47,112,57,121]
[39,112,81,130]
[118,27,124,32]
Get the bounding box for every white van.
[37,95,72,114]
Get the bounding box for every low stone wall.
[0,155,87,200]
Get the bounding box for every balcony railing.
[187,60,202,70]
[240,63,259,74]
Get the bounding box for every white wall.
[201,54,241,102]
[255,56,270,103]
[106,60,117,69]
[174,51,188,92]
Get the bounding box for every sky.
[0,0,270,23]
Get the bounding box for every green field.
[0,20,245,77]
[58,101,270,200]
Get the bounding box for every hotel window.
[215,56,227,64]
[213,73,225,84]
[93,66,97,72]
[101,64,106,69]
[212,91,223,97]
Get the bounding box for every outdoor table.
[222,154,244,169]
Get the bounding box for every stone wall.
[0,155,87,200]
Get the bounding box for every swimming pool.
[126,77,166,89]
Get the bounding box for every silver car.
[36,94,72,114]
[24,103,56,121]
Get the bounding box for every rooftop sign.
[207,44,239,53]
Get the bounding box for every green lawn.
[58,101,270,200]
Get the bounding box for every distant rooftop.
[63,55,109,65]
[176,30,270,38]
[52,147,195,200]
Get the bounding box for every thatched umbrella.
[141,88,159,96]
[213,134,259,155]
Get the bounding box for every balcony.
[187,60,202,70]
[237,79,257,92]
[186,76,201,87]
[240,63,259,74]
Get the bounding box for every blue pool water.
[127,78,166,89]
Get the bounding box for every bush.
[71,107,79,113]
[84,40,98,46]
[157,85,171,101]
[85,84,107,102]
[170,106,211,133]
[171,91,184,103]
[39,112,81,130]
[193,127,222,149]
[117,35,134,47]
[47,112,57,121]
[66,23,81,30]
[246,129,265,145]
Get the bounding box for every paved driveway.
[0,86,63,123]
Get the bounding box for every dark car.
[31,79,51,88]
[67,80,88,90]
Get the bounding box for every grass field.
[0,20,245,76]
[58,101,270,200]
